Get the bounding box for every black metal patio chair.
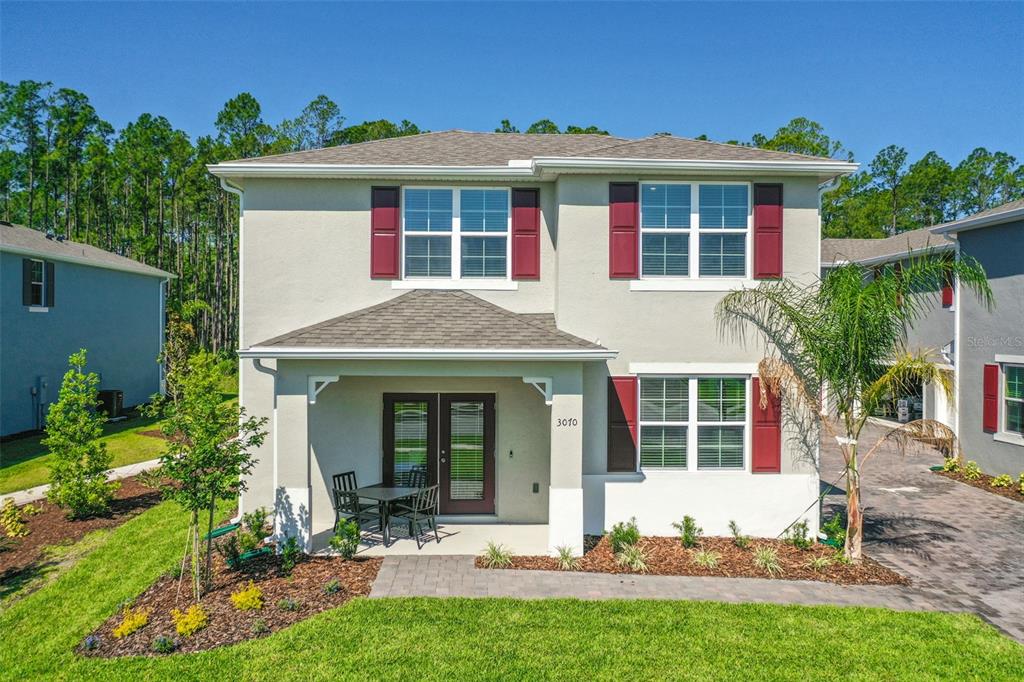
[391,484,439,549]
[332,489,384,536]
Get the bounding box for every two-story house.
[208,131,857,554]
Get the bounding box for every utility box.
[97,389,124,419]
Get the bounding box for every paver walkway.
[0,458,162,507]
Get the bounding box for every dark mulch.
[477,535,908,586]
[936,469,1024,503]
[1,478,163,584]
[137,429,169,440]
[84,550,381,657]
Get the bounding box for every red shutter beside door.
[511,188,540,279]
[753,184,784,279]
[751,377,782,473]
[983,364,999,433]
[370,186,400,279]
[607,376,638,472]
[608,183,638,279]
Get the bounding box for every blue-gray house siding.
[1,250,166,436]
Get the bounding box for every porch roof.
[239,290,614,360]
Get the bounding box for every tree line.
[2,82,1020,352]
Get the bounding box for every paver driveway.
[820,422,1024,641]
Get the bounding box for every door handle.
[440,457,447,464]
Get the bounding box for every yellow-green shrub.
[990,474,1012,488]
[230,581,264,611]
[113,606,150,638]
[963,460,982,481]
[171,604,208,637]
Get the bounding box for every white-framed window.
[402,187,510,281]
[28,258,45,306]
[639,182,750,279]
[1004,364,1024,436]
[638,375,749,471]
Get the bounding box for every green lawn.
[0,499,1020,680]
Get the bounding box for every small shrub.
[554,545,580,571]
[171,604,208,637]
[990,474,1012,488]
[806,555,833,572]
[151,635,177,654]
[481,541,513,568]
[280,535,302,574]
[277,597,300,611]
[607,518,640,554]
[230,580,264,611]
[785,519,813,550]
[671,515,702,549]
[216,535,242,569]
[80,635,100,652]
[615,545,648,573]
[728,520,751,549]
[1019,472,1024,495]
[963,460,982,481]
[323,579,342,595]
[243,507,269,537]
[167,562,183,580]
[832,550,852,565]
[0,499,29,538]
[329,519,360,559]
[692,549,722,569]
[251,619,271,636]
[113,605,150,638]
[135,467,164,490]
[941,456,960,473]
[237,530,260,554]
[822,514,846,548]
[753,545,783,577]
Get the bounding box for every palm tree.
[717,250,991,560]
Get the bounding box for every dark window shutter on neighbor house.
[608,182,638,279]
[607,376,638,472]
[22,258,33,305]
[511,188,540,279]
[751,378,782,473]
[983,364,999,433]
[370,186,400,279]
[44,262,54,307]
[753,184,783,279]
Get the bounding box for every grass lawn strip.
[0,499,1020,680]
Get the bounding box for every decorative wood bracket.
[308,375,340,404]
[523,377,553,406]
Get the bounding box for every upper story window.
[639,183,750,279]
[1005,364,1023,436]
[402,187,510,281]
[28,258,45,305]
[22,257,53,309]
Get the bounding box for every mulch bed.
[137,429,169,440]
[84,549,381,657]
[1,478,163,582]
[936,469,1024,503]
[477,535,908,586]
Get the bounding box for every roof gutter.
[237,347,618,361]
[208,163,535,180]
[531,156,859,177]
[0,243,176,279]
[930,206,1024,236]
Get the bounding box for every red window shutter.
[983,364,999,433]
[511,188,540,280]
[751,378,782,473]
[608,183,638,279]
[753,184,784,279]
[370,187,400,279]
[607,376,638,472]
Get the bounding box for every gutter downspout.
[221,178,246,523]
[937,229,962,442]
[815,176,841,529]
[248,359,278,527]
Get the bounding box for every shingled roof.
[252,290,606,352]
[821,226,953,267]
[226,130,841,166]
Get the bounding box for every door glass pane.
[393,401,428,485]
[449,401,484,500]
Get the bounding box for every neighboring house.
[208,130,857,553]
[822,200,1024,476]
[932,200,1024,476]
[0,222,172,438]
[821,226,957,428]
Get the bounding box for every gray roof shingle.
[227,130,842,166]
[255,290,605,351]
[821,226,953,266]
[0,222,173,278]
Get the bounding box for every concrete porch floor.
[344,522,549,557]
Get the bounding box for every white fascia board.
[237,347,617,361]
[531,156,859,177]
[0,244,176,279]
[629,362,760,375]
[930,206,1024,236]
[207,163,535,180]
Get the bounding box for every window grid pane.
[699,233,746,277]
[697,378,746,422]
[404,189,453,232]
[461,236,507,278]
[641,184,691,229]
[697,426,744,469]
[1006,400,1023,435]
[642,234,689,277]
[404,236,452,277]
[699,184,748,229]
[640,425,687,468]
[640,378,688,421]
[1005,366,1024,400]
[461,189,508,233]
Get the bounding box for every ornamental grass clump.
[692,549,722,570]
[171,604,208,637]
[230,581,264,611]
[671,515,702,549]
[615,544,648,573]
[112,605,150,639]
[481,541,513,568]
[806,555,833,572]
[277,597,300,611]
[753,545,783,577]
[555,545,580,571]
[608,518,640,554]
[151,635,177,654]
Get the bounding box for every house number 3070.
[556,418,578,427]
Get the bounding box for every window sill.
[391,279,518,291]
[993,432,1024,448]
[630,278,757,292]
[28,306,49,313]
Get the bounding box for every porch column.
[273,365,312,552]
[548,369,584,556]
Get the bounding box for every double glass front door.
[383,393,495,514]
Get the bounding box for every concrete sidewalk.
[0,457,162,507]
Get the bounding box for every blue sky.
[2,2,1022,164]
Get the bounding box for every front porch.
[345,521,550,556]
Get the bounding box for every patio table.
[352,484,419,546]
